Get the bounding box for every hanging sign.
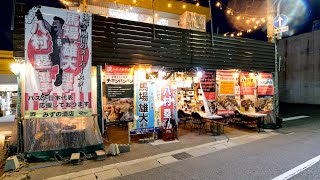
[130,81,155,135]
[24,6,92,119]
[200,71,216,101]
[216,70,239,115]
[240,72,256,113]
[105,65,134,98]
[257,73,274,96]
[256,73,274,112]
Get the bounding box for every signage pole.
[208,0,214,46]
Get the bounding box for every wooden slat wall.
[14,4,275,72]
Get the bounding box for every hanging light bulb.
[183,4,186,9]
[227,9,231,14]
[168,3,171,7]
[256,20,260,24]
[196,2,199,6]
[130,6,133,10]
[239,32,243,36]
[247,29,252,33]
[251,18,255,22]
[246,19,250,24]
[223,33,227,36]
[155,13,158,17]
[216,2,221,7]
[254,26,257,29]
[77,9,80,12]
[236,16,240,20]
[133,0,136,3]
[231,33,234,37]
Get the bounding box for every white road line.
[282,116,309,121]
[272,155,320,180]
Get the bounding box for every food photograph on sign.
[216,70,239,115]
[239,72,256,113]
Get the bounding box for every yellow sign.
[220,81,235,95]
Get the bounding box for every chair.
[190,112,206,134]
[178,110,192,128]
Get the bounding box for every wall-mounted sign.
[105,65,134,98]
[25,6,92,119]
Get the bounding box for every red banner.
[240,72,256,95]
[160,81,176,122]
[257,73,274,95]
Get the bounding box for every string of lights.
[215,0,273,37]
[60,0,272,38]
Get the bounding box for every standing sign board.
[105,65,134,98]
[25,6,92,119]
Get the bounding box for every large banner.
[240,72,256,113]
[217,70,239,115]
[131,81,155,135]
[200,71,216,101]
[160,81,177,123]
[24,6,92,119]
[256,73,274,112]
[105,65,134,98]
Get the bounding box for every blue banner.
[131,81,157,135]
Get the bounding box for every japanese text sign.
[105,65,134,98]
[25,6,92,119]
[132,81,155,134]
[160,81,177,122]
[200,71,216,101]
[257,73,274,96]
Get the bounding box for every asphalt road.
[118,106,320,180]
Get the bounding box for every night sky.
[0,0,319,50]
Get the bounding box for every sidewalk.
[3,124,275,180]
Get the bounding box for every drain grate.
[275,130,294,135]
[171,152,193,160]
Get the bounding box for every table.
[198,112,224,136]
[240,112,267,132]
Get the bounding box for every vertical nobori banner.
[160,81,177,123]
[131,81,155,135]
[24,6,92,119]
[105,65,134,98]
[256,73,274,112]
[240,72,256,113]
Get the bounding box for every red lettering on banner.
[80,92,84,109]
[34,93,39,110]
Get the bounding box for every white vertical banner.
[24,6,92,119]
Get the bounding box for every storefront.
[12,3,276,161]
[101,66,275,144]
